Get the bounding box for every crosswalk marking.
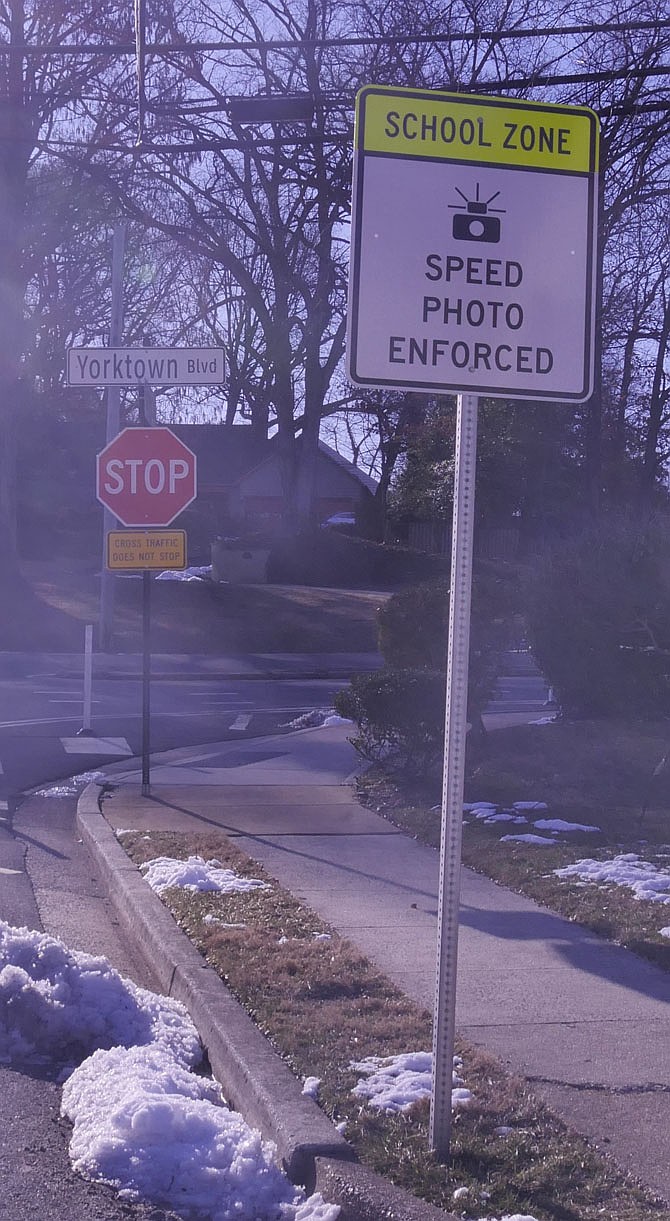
[229,714,252,731]
[60,736,133,756]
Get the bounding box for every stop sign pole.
[96,418,198,796]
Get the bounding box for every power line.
[0,18,669,57]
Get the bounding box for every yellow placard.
[106,530,187,570]
[356,86,598,174]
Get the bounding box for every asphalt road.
[0,668,349,804]
[0,652,549,813]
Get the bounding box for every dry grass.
[119,827,666,1221]
[18,559,387,653]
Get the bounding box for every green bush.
[336,568,518,769]
[377,572,516,712]
[524,514,670,718]
[334,668,445,771]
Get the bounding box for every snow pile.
[156,565,211,581]
[62,1044,312,1219]
[555,853,670,903]
[280,709,352,730]
[0,921,199,1071]
[350,1051,472,1113]
[33,770,106,798]
[140,855,270,895]
[0,923,339,1220]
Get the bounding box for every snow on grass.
[475,812,528,824]
[555,853,670,903]
[0,922,339,1220]
[500,834,557,846]
[301,1076,320,1098]
[473,1215,541,1221]
[660,927,670,938]
[140,855,270,895]
[465,801,601,836]
[350,1051,473,1113]
[534,818,600,833]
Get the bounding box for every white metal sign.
[347,87,599,402]
[67,347,225,386]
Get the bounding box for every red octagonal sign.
[96,427,197,527]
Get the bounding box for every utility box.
[211,539,270,584]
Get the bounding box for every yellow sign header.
[106,530,186,571]
[356,87,598,174]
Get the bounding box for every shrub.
[336,567,518,770]
[524,513,670,718]
[334,668,445,771]
[377,571,517,713]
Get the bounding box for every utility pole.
[99,224,126,650]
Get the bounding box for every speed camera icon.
[450,184,505,243]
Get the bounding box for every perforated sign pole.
[429,392,478,1157]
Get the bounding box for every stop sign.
[96,427,197,527]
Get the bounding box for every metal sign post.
[141,565,151,797]
[429,392,478,1155]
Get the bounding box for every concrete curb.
[77,784,455,1221]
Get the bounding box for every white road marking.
[229,714,252,731]
[0,866,22,875]
[60,736,133,756]
[48,699,103,706]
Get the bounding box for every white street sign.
[347,87,599,402]
[67,347,225,386]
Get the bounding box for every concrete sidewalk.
[93,723,670,1206]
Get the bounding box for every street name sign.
[96,427,197,527]
[68,347,225,386]
[346,86,599,402]
[106,529,187,570]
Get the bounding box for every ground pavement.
[92,721,670,1207]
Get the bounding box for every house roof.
[172,425,378,493]
[170,424,266,485]
[317,440,378,493]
